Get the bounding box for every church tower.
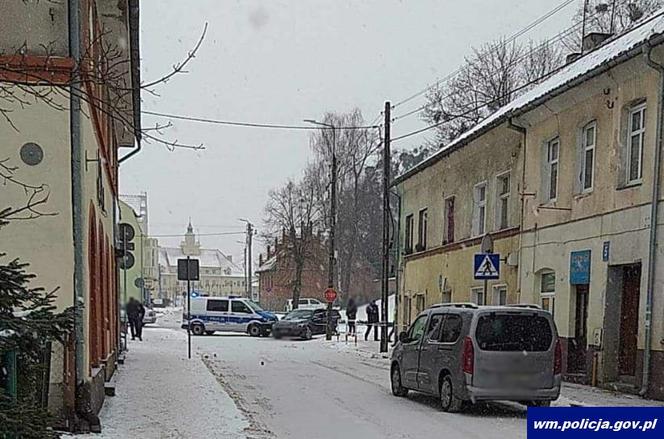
[180,219,201,256]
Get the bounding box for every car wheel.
[205,331,215,336]
[273,332,282,339]
[248,324,261,337]
[440,375,463,413]
[391,364,408,397]
[302,326,313,340]
[191,323,205,336]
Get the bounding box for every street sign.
[602,241,610,262]
[177,258,199,281]
[474,253,500,280]
[324,288,337,303]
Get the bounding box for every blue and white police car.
[182,296,278,337]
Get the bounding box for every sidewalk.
[69,323,249,439]
[326,336,664,408]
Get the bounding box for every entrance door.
[619,265,641,376]
[568,284,589,374]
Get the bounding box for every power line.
[392,0,577,109]
[390,4,608,124]
[142,110,380,131]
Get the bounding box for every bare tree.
[264,178,323,309]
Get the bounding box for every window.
[298,299,309,306]
[495,172,510,230]
[407,315,428,342]
[231,300,252,314]
[540,271,556,316]
[405,214,414,253]
[473,182,487,236]
[493,285,507,305]
[475,314,553,351]
[444,196,455,243]
[426,314,443,341]
[546,138,560,201]
[472,287,485,306]
[582,122,596,191]
[415,295,426,315]
[207,299,229,312]
[440,314,462,343]
[417,208,428,250]
[628,104,646,183]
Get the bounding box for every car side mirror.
[399,331,409,343]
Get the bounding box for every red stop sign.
[324,288,337,303]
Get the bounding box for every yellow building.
[0,0,140,426]
[396,19,664,400]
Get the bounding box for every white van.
[182,296,278,337]
[284,298,325,312]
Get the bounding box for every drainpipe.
[507,118,527,303]
[641,41,664,397]
[68,0,85,393]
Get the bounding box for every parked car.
[181,296,278,336]
[284,298,325,312]
[272,308,341,340]
[143,307,157,325]
[390,303,561,412]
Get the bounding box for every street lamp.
[304,119,336,341]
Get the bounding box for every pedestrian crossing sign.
[474,253,500,280]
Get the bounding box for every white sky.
[120,0,576,260]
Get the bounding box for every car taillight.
[462,336,474,375]
[554,338,562,375]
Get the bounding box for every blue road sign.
[474,253,500,280]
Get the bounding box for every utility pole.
[381,101,391,353]
[248,222,254,301]
[304,119,337,341]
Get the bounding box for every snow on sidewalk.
[70,326,249,439]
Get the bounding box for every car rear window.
[475,313,552,352]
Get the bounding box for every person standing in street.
[346,297,357,336]
[365,300,379,341]
[127,298,146,341]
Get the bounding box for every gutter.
[118,0,142,164]
[507,117,527,303]
[393,33,664,187]
[640,39,664,397]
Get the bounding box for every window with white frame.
[540,271,556,316]
[473,182,487,236]
[546,138,560,201]
[495,172,510,230]
[471,287,486,306]
[493,285,507,305]
[628,104,646,184]
[417,208,428,250]
[582,122,596,191]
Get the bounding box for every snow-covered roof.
[395,9,664,185]
[159,247,243,276]
[255,256,276,273]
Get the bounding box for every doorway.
[619,265,641,377]
[567,284,589,374]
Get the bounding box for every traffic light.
[118,223,135,270]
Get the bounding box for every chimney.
[582,32,613,53]
[267,245,271,259]
[566,52,582,64]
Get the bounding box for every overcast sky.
[120,0,576,261]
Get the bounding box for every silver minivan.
[390,303,561,412]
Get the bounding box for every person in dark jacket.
[365,300,379,341]
[127,298,146,341]
[346,298,358,335]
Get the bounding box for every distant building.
[158,222,245,301]
[256,232,327,312]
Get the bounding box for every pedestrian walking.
[365,300,379,341]
[127,298,146,341]
[346,298,357,335]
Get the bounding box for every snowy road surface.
[156,314,529,439]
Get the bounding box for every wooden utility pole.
[248,222,254,301]
[380,101,391,353]
[326,125,337,341]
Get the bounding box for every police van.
[182,296,278,337]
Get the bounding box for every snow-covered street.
[77,309,664,439]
